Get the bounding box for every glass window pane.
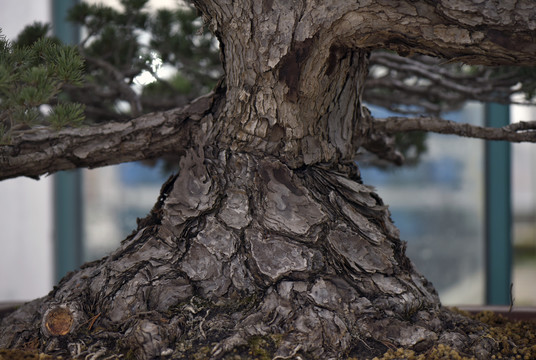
[511,104,536,306]
[83,161,172,261]
[360,102,485,305]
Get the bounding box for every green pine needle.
[0,27,86,139]
[48,103,85,130]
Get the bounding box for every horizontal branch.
[331,1,536,66]
[373,116,536,142]
[0,92,217,181]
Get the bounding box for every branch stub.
[42,306,74,337]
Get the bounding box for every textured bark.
[374,117,536,142]
[196,0,536,67]
[0,92,217,181]
[0,151,494,359]
[1,0,535,359]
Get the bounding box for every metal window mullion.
[52,0,83,283]
[485,103,512,305]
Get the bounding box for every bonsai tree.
[1,0,535,359]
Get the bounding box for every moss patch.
[0,349,60,360]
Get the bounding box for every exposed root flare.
[0,150,504,359]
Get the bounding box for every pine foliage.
[0,0,222,144]
[0,25,85,142]
[2,0,534,162]
[65,0,221,122]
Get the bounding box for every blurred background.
[1,0,535,308]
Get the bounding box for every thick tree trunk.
[0,149,493,359]
[1,0,532,358]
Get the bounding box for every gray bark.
[373,116,536,142]
[1,0,535,358]
[0,150,494,359]
[0,92,217,181]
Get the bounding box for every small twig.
[272,345,302,360]
[86,348,107,360]
[509,283,515,313]
[80,50,143,117]
[356,335,372,350]
[88,312,101,331]
[199,309,210,340]
[365,51,534,114]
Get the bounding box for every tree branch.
[81,52,144,117]
[373,116,536,142]
[364,52,534,115]
[193,0,536,67]
[0,92,217,181]
[327,0,536,66]
[369,53,515,97]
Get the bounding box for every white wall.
[0,1,54,302]
[0,0,50,40]
[0,178,53,301]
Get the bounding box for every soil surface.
[1,308,535,359]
